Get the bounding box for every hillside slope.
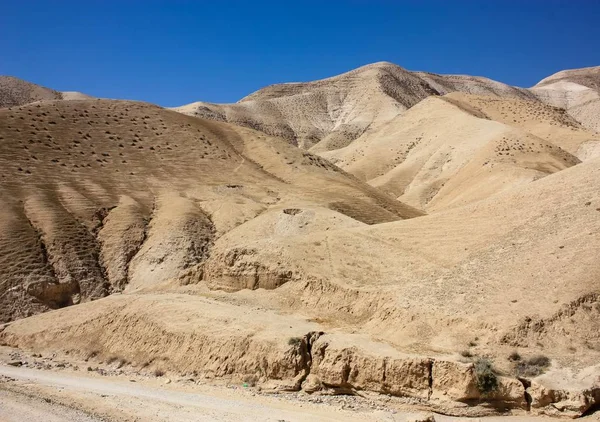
[0,99,421,322]
[0,76,92,108]
[174,63,600,212]
[1,69,599,417]
[2,153,599,418]
[531,66,600,133]
[173,62,534,151]
[197,154,600,368]
[320,95,584,211]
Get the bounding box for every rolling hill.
[173,62,535,151]
[531,66,600,133]
[0,98,420,322]
[0,65,599,417]
[0,76,92,108]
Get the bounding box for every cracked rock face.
[527,381,600,417]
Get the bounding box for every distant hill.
[531,66,600,132]
[0,76,92,108]
[173,62,535,151]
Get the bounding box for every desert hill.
[531,66,600,133]
[1,67,599,418]
[0,76,92,108]
[320,94,591,211]
[0,98,420,322]
[174,63,600,158]
[535,65,600,91]
[203,153,600,359]
[174,62,534,151]
[2,141,598,418]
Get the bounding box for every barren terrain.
[0,347,589,422]
[0,63,599,420]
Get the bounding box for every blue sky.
[1,1,599,106]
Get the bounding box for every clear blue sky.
[2,1,599,106]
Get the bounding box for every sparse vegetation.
[508,351,521,362]
[287,337,302,347]
[514,354,551,377]
[153,368,165,377]
[242,374,259,387]
[474,357,498,395]
[105,355,119,364]
[85,350,99,361]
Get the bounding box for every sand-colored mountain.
[1,66,599,417]
[322,93,600,211]
[0,99,420,322]
[174,62,534,151]
[174,63,600,212]
[531,66,600,133]
[175,64,600,152]
[0,76,92,108]
[2,145,598,417]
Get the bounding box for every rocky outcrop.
[304,337,526,411]
[23,193,109,306]
[203,247,299,291]
[527,380,600,418]
[1,296,597,418]
[126,195,215,291]
[308,338,431,398]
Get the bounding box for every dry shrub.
[514,354,551,377]
[474,358,498,395]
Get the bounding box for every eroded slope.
[531,66,600,133]
[2,156,598,417]
[0,99,421,322]
[321,96,582,211]
[173,62,533,151]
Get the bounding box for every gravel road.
[0,364,585,422]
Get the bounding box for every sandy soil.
[0,362,578,422]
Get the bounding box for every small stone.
[7,361,22,367]
[407,413,436,422]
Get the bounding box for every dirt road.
[0,388,103,422]
[0,364,399,421]
[0,364,588,422]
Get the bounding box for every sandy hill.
[174,62,534,151]
[1,70,599,418]
[531,66,600,133]
[0,98,421,322]
[2,147,598,418]
[320,94,595,211]
[201,153,600,361]
[0,76,92,108]
[535,66,600,91]
[443,92,600,158]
